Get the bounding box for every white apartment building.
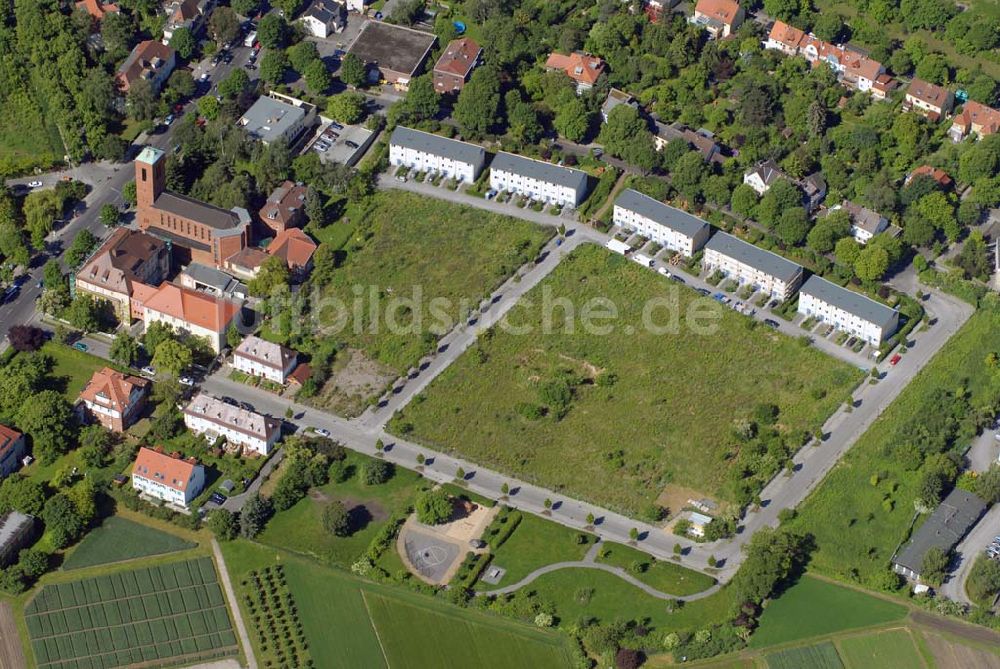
[489,152,589,208]
[703,232,804,301]
[233,335,298,384]
[132,447,205,508]
[389,126,487,184]
[183,393,281,456]
[612,189,711,257]
[797,275,899,345]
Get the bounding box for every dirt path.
[211,539,257,669]
[911,610,1000,647]
[590,171,628,223]
[0,601,26,669]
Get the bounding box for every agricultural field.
[595,542,717,597]
[62,517,197,571]
[749,576,907,648]
[25,557,238,669]
[835,628,926,669]
[392,245,859,513]
[764,642,844,669]
[256,451,426,569]
[220,540,574,669]
[305,191,553,416]
[788,308,1000,586]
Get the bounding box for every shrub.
[362,458,394,485]
[415,489,452,525]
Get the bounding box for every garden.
[390,245,861,513]
[241,565,310,669]
[61,517,197,571]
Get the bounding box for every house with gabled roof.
[233,335,298,384]
[613,189,711,257]
[797,275,899,345]
[949,100,1000,142]
[116,40,176,95]
[690,0,744,38]
[703,232,804,300]
[905,79,954,120]
[892,489,986,583]
[259,181,308,235]
[433,37,482,94]
[132,446,205,508]
[544,52,606,93]
[78,368,150,433]
[183,393,282,456]
[834,200,889,244]
[74,228,171,323]
[0,425,26,479]
[141,283,242,353]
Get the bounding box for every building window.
[141,168,147,182]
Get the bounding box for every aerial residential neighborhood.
[1,0,1000,668]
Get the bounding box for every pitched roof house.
[601,89,638,123]
[904,79,954,120]
[691,0,745,38]
[268,228,317,274]
[299,0,346,39]
[78,367,150,433]
[161,0,204,43]
[949,100,1000,142]
[141,283,242,353]
[74,228,171,322]
[259,181,308,235]
[0,425,26,479]
[183,393,282,456]
[544,52,606,92]
[132,446,205,507]
[433,37,482,94]
[116,40,176,95]
[905,165,953,189]
[836,200,889,244]
[743,160,786,195]
[892,489,987,583]
[76,0,119,21]
[233,335,298,384]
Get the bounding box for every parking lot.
[305,121,374,166]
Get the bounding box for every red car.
[889,354,902,366]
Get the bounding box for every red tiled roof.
[76,0,119,19]
[953,100,1000,137]
[767,20,805,49]
[909,165,953,188]
[268,228,317,269]
[78,367,149,413]
[117,40,175,89]
[143,283,241,333]
[0,425,23,460]
[287,363,312,386]
[434,38,482,78]
[694,0,741,26]
[133,446,199,493]
[545,52,605,86]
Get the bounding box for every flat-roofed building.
[182,392,281,456]
[612,189,711,257]
[238,92,316,146]
[797,275,899,345]
[233,335,298,384]
[132,446,205,508]
[177,263,248,300]
[347,21,436,89]
[489,152,589,208]
[389,126,486,183]
[703,232,804,301]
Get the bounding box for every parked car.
[238,401,255,412]
[313,427,331,438]
[73,342,88,352]
[163,114,174,126]
[763,319,780,329]
[179,375,195,387]
[141,365,156,375]
[345,140,359,149]
[27,180,42,188]
[670,275,685,284]
[209,492,227,505]
[657,267,670,277]
[889,354,902,366]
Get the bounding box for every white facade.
[133,468,204,507]
[850,222,887,245]
[233,353,295,384]
[703,248,799,300]
[142,307,227,353]
[183,394,280,456]
[742,172,769,195]
[797,277,899,345]
[232,336,297,384]
[702,233,804,301]
[389,143,481,183]
[489,156,588,208]
[612,202,710,257]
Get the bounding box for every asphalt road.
[940,504,1000,606]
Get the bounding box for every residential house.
[0,512,37,567]
[177,263,249,300]
[389,126,487,184]
[653,122,724,164]
[132,446,205,508]
[949,100,1000,142]
[870,74,898,101]
[544,52,606,93]
[267,228,317,277]
[905,165,953,190]
[764,19,806,56]
[238,92,317,146]
[834,200,888,244]
[135,147,252,268]
[644,0,679,22]
[743,160,786,195]
[489,152,589,208]
[74,228,171,322]
[161,0,204,44]
[797,276,899,345]
[347,21,436,89]
[702,232,805,300]
[141,282,242,353]
[892,489,986,583]
[259,181,308,235]
[76,0,119,21]
[225,248,271,280]
[233,335,298,384]
[904,78,954,120]
[690,0,744,38]
[183,393,281,456]
[116,40,176,95]
[687,512,713,538]
[800,173,827,212]
[0,425,26,479]
[432,37,482,94]
[601,89,638,123]
[612,189,711,257]
[298,0,345,38]
[78,368,150,433]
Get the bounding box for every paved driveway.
[940,504,1000,605]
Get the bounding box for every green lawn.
[391,245,860,513]
[764,642,844,669]
[38,341,117,400]
[836,629,925,669]
[483,513,594,587]
[788,308,1000,587]
[0,87,63,177]
[595,542,716,597]
[256,451,425,568]
[62,517,197,571]
[749,576,907,648]
[219,540,574,669]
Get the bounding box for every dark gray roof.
[704,232,803,283]
[801,275,898,330]
[183,263,247,295]
[615,189,709,239]
[390,126,486,167]
[303,0,341,22]
[0,511,33,548]
[348,21,437,77]
[893,489,986,575]
[146,227,211,252]
[491,152,588,191]
[153,191,243,230]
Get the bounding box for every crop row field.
[25,558,238,669]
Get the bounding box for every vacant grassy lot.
[38,342,116,400]
[256,451,425,569]
[392,245,859,512]
[482,513,594,587]
[836,629,926,669]
[25,557,237,668]
[788,308,1000,586]
[62,517,197,571]
[304,191,552,415]
[220,540,574,669]
[595,542,716,597]
[0,90,63,176]
[749,576,906,648]
[765,642,844,669]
